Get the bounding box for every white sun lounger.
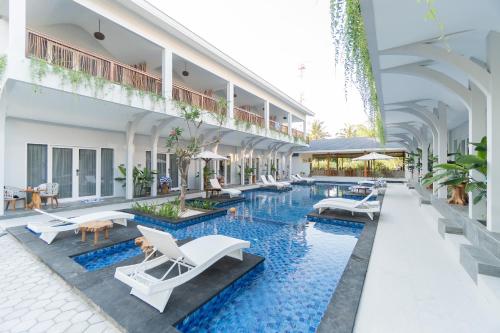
[114,225,250,312]
[209,178,241,198]
[291,175,302,182]
[27,209,133,244]
[295,174,315,183]
[267,175,291,187]
[260,175,285,189]
[313,190,380,220]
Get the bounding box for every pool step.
[438,218,463,238]
[460,245,500,283]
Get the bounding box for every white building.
[0,0,313,215]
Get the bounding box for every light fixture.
[283,116,288,120]
[182,62,189,77]
[233,93,237,98]
[94,19,105,40]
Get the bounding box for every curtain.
[226,156,231,184]
[79,149,96,197]
[52,148,72,198]
[101,148,114,197]
[27,144,47,187]
[145,151,151,171]
[157,153,167,187]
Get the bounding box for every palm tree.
[336,123,357,138]
[354,123,376,137]
[308,120,330,140]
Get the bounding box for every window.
[27,144,47,187]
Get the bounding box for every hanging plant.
[330,0,384,143]
[0,55,6,79]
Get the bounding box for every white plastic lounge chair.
[295,174,315,183]
[260,175,285,189]
[267,175,291,187]
[27,209,133,244]
[114,225,250,312]
[313,190,380,220]
[291,175,302,182]
[209,178,241,198]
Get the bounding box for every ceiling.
[363,0,500,143]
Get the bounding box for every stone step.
[460,245,500,283]
[438,218,463,238]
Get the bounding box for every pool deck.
[8,221,264,333]
[354,184,500,333]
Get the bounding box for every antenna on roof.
[298,63,306,104]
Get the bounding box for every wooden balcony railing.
[269,119,289,135]
[26,29,162,95]
[172,84,225,115]
[292,128,304,139]
[234,107,264,127]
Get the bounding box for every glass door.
[101,148,114,197]
[52,147,73,199]
[169,154,179,188]
[78,149,97,197]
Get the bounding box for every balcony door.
[78,149,97,198]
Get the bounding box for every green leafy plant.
[422,137,487,205]
[156,201,180,219]
[115,165,157,197]
[187,200,216,210]
[131,201,157,215]
[331,0,384,143]
[0,55,6,79]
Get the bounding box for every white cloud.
[148,0,369,136]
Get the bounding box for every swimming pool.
[75,183,365,332]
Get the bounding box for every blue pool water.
[73,183,365,332]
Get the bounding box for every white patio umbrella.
[352,152,395,161]
[353,152,394,178]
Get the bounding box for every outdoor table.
[351,186,372,195]
[205,188,221,198]
[79,220,113,245]
[22,188,42,209]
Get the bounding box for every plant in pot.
[115,165,157,197]
[422,137,487,206]
[244,166,255,184]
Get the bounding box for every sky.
[148,0,369,137]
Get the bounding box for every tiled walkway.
[354,184,500,333]
[0,234,120,333]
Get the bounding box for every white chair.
[209,178,241,198]
[291,175,302,182]
[313,190,380,220]
[4,186,26,211]
[38,183,60,208]
[27,209,133,244]
[114,225,250,312]
[260,175,285,189]
[267,175,291,187]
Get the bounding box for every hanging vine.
[0,55,6,79]
[330,0,384,143]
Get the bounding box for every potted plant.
[422,137,487,206]
[244,166,255,184]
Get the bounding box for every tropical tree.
[336,123,357,138]
[309,120,330,140]
[166,99,226,212]
[353,123,376,137]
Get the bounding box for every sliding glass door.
[101,148,114,197]
[52,147,73,198]
[169,154,179,188]
[78,149,97,197]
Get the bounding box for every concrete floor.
[354,184,500,333]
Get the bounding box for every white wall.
[448,121,469,155]
[291,154,310,176]
[0,18,8,55]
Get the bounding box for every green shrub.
[188,200,216,210]
[156,202,180,219]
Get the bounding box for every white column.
[240,151,245,185]
[125,122,135,200]
[468,81,487,220]
[0,105,5,216]
[421,140,429,177]
[151,128,159,197]
[302,119,307,138]
[287,112,292,136]
[288,154,293,178]
[437,103,448,199]
[162,48,173,102]
[249,150,254,184]
[8,0,26,66]
[486,31,500,232]
[227,82,234,119]
[264,101,270,132]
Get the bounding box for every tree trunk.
[179,158,190,212]
[448,183,468,206]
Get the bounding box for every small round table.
[22,189,42,210]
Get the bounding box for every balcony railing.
[234,107,264,127]
[269,119,289,135]
[292,128,304,139]
[172,84,225,115]
[26,29,162,95]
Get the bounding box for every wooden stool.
[79,220,113,245]
[135,236,154,257]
